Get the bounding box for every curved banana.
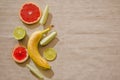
[27,27,51,69]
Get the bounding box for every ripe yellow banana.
[27,27,51,69]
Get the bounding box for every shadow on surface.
[30,70,44,80]
[35,63,54,79]
[16,58,31,67]
[18,33,29,48]
[23,21,40,29]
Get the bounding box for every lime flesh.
[13,27,26,40]
[43,48,57,61]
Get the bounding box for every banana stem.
[41,25,53,34]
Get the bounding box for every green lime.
[13,27,26,40]
[43,48,57,61]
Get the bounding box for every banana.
[27,27,51,69]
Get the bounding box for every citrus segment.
[13,27,26,40]
[43,48,57,61]
[12,45,28,63]
[19,3,41,24]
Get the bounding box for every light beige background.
[0,0,120,80]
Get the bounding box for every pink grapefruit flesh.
[19,2,41,24]
[12,45,28,63]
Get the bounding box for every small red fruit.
[12,45,28,63]
[19,2,42,24]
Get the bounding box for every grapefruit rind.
[12,45,29,63]
[19,2,42,24]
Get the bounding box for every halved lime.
[43,48,57,61]
[13,27,26,40]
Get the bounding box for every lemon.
[13,27,26,40]
[43,48,57,61]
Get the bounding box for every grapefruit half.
[12,45,28,63]
[19,2,42,24]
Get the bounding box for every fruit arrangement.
[27,27,51,69]
[12,2,58,79]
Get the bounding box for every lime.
[43,48,57,61]
[13,27,26,40]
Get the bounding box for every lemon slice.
[43,48,57,61]
[13,27,26,40]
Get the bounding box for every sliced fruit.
[13,27,26,40]
[40,5,49,25]
[19,2,41,24]
[40,31,57,46]
[26,64,43,79]
[27,27,51,69]
[12,45,28,63]
[43,48,57,61]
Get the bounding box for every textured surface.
[0,0,120,80]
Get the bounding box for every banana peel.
[27,27,51,69]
